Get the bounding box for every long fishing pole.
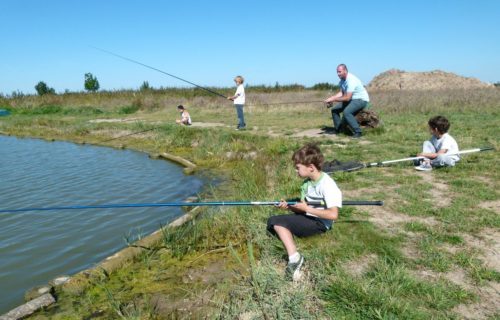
[246,100,325,107]
[0,200,383,214]
[365,147,494,167]
[100,127,158,143]
[325,147,495,173]
[91,47,330,107]
[91,46,228,99]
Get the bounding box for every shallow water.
[0,135,204,313]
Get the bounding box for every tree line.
[12,75,339,97]
[34,73,100,96]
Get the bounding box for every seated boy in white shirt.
[415,115,459,171]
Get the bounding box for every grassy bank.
[0,88,499,319]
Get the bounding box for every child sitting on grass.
[415,115,459,171]
[175,105,192,126]
[267,143,342,281]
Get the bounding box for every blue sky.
[1,0,498,95]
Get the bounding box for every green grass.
[1,88,499,319]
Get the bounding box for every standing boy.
[267,143,342,280]
[227,75,246,130]
[415,115,460,171]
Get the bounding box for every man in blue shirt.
[324,64,370,138]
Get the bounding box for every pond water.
[0,135,204,313]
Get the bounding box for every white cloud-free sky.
[1,0,498,94]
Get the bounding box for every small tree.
[11,90,25,98]
[84,73,100,92]
[35,81,55,96]
[140,81,151,91]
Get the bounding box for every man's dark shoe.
[352,132,362,139]
[324,128,339,135]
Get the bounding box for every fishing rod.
[100,127,158,143]
[91,46,228,99]
[325,147,495,173]
[91,47,329,107]
[246,100,325,107]
[0,200,383,214]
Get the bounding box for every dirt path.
[88,118,374,142]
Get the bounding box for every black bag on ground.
[323,160,365,173]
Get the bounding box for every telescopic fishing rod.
[0,200,383,214]
[100,127,158,143]
[325,147,495,173]
[91,47,329,107]
[246,100,325,107]
[91,46,228,99]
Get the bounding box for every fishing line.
[91,47,329,107]
[0,200,383,214]
[100,127,159,143]
[246,100,325,107]
[91,46,228,99]
[90,46,331,143]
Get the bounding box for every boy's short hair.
[292,143,324,170]
[234,76,244,84]
[428,115,450,134]
[177,105,185,110]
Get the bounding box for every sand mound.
[368,69,493,91]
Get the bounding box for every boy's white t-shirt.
[234,84,245,105]
[431,133,460,161]
[181,111,192,125]
[300,172,342,229]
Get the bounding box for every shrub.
[310,82,338,91]
[119,105,140,114]
[31,105,63,114]
[35,81,56,96]
[140,81,151,91]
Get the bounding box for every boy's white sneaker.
[415,162,432,171]
[286,254,304,281]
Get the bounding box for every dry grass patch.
[345,186,439,233]
[190,122,227,128]
[342,254,378,278]
[452,280,500,320]
[412,267,499,320]
[416,171,452,208]
[88,117,141,123]
[461,228,500,272]
[478,200,500,212]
